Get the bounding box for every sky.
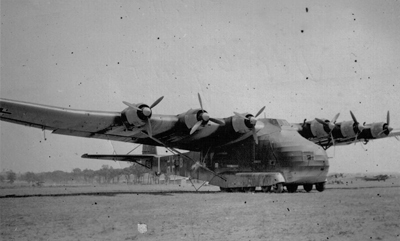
[1,0,399,174]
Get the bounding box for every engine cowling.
[340,120,356,138]
[232,113,255,133]
[121,103,150,127]
[184,109,205,129]
[369,111,392,138]
[370,122,387,138]
[120,96,164,135]
[310,119,330,138]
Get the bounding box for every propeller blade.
[252,130,259,144]
[387,111,390,127]
[147,119,153,137]
[350,111,358,124]
[210,117,225,125]
[353,133,358,145]
[149,96,164,109]
[255,106,266,118]
[197,93,204,111]
[122,101,141,110]
[331,113,340,123]
[190,120,203,135]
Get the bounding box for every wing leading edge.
[1,98,270,151]
[0,98,180,144]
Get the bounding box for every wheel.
[286,184,298,193]
[315,182,326,192]
[273,183,283,193]
[246,187,256,192]
[244,187,256,192]
[303,184,313,192]
[261,186,271,193]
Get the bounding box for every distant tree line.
[0,163,159,185]
[0,170,17,184]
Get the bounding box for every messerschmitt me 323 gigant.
[1,94,399,193]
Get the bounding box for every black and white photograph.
[1,1,399,240]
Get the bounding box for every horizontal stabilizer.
[81,154,159,162]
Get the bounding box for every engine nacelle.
[340,120,356,138]
[183,108,206,129]
[369,122,386,138]
[121,103,149,127]
[232,113,254,133]
[310,119,330,138]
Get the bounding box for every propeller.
[315,113,340,132]
[233,106,266,144]
[122,96,164,137]
[190,93,225,135]
[349,111,365,134]
[378,111,393,136]
[315,113,340,148]
[349,111,366,144]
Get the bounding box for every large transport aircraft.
[1,95,399,193]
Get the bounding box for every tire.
[286,184,298,193]
[261,186,271,193]
[244,187,256,192]
[273,183,283,193]
[315,182,326,192]
[303,184,313,192]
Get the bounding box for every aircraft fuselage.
[150,119,329,193]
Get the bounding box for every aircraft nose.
[313,146,329,163]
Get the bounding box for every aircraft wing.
[0,98,179,144]
[294,112,400,149]
[388,129,400,139]
[0,98,268,151]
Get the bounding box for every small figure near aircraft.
[1,94,399,193]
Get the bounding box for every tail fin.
[142,145,157,155]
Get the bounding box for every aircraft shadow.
[0,190,221,199]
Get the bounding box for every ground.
[1,177,399,241]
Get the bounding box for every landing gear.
[303,184,313,192]
[272,183,283,193]
[286,184,298,193]
[261,186,271,193]
[244,187,256,192]
[315,182,326,192]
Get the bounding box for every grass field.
[1,177,399,241]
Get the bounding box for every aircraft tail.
[142,145,157,155]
